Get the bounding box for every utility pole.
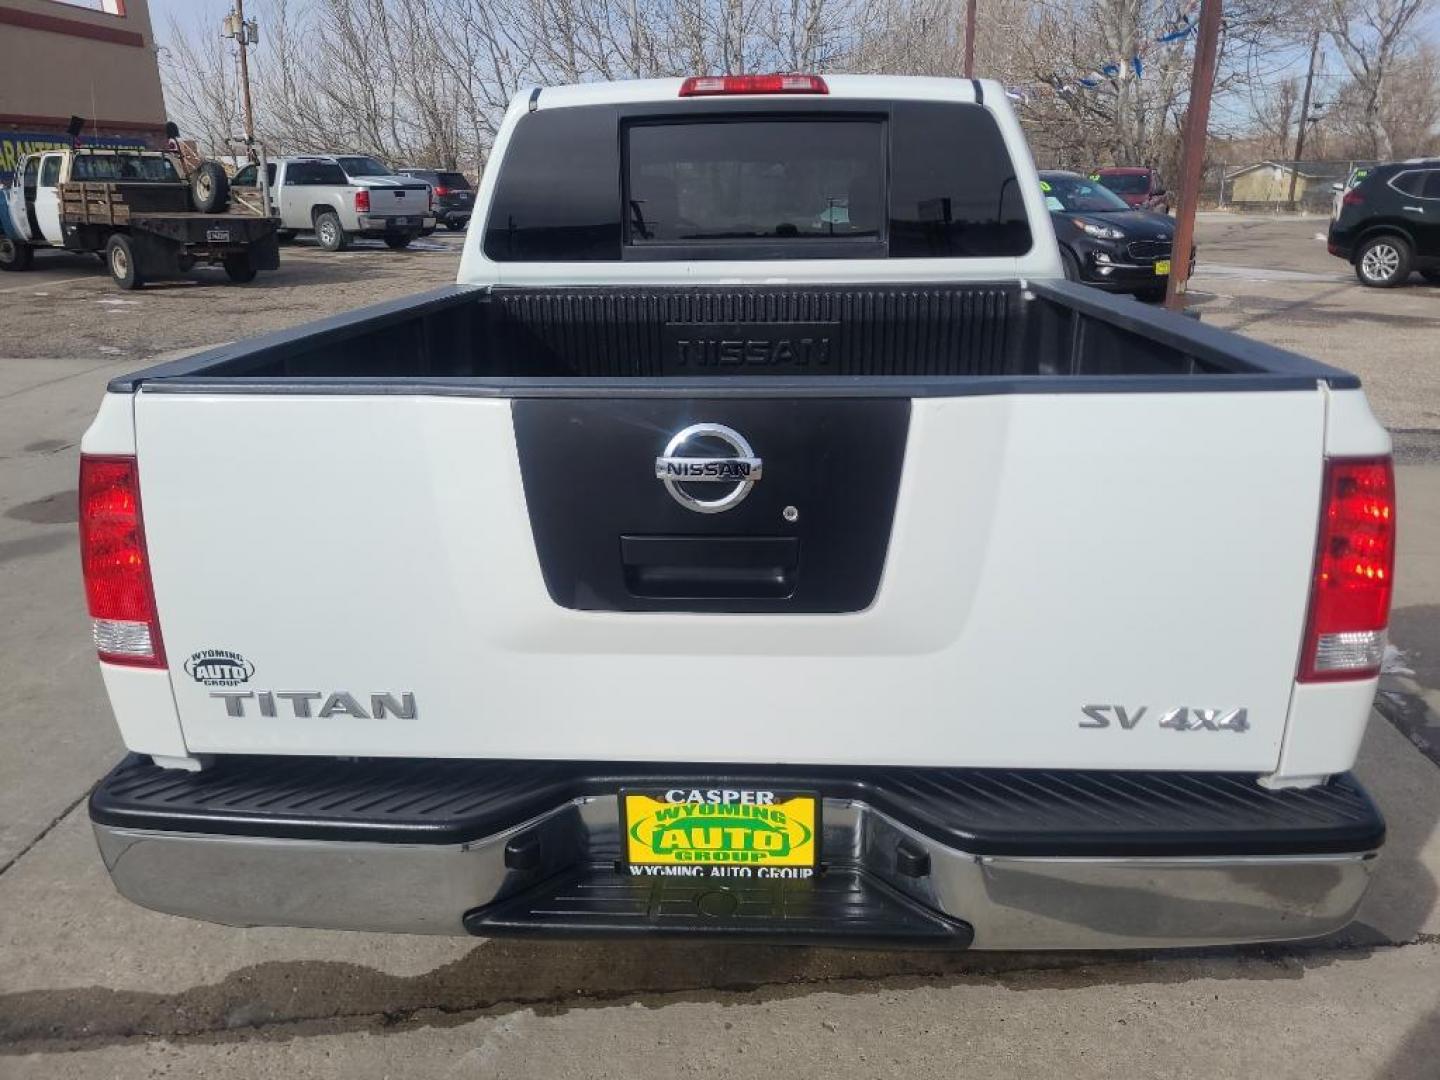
[224,0,258,148]
[963,0,977,77]
[1286,28,1321,212]
[1163,0,1223,311]
[223,3,267,216]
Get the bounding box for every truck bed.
[97,278,1367,772]
[110,280,1357,391]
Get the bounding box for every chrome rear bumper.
[94,794,1376,949]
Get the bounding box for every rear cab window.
[71,154,179,182]
[483,100,1031,262]
[286,162,348,186]
[627,119,883,249]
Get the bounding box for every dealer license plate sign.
[1154,259,1171,276]
[621,789,819,879]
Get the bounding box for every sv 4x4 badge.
[1080,704,1251,733]
[622,789,818,878]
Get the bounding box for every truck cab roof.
[457,74,1055,287]
[525,73,986,109]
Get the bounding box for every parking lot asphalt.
[1188,214,1440,435]
[0,215,1437,1077]
[0,232,466,364]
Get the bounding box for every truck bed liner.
[107,281,1359,393]
[90,754,1385,858]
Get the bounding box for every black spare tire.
[191,161,231,213]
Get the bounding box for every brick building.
[0,0,167,181]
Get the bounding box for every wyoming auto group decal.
[622,789,819,879]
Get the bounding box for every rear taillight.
[433,185,450,196]
[679,74,828,97]
[79,454,164,667]
[354,188,371,213]
[1298,458,1395,682]
[1342,190,1365,206]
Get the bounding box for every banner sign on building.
[0,132,149,185]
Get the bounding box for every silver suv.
[231,156,435,251]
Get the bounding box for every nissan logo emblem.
[654,423,763,514]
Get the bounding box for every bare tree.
[1326,0,1435,158]
[1252,76,1302,160]
[1323,38,1440,157]
[159,9,245,156]
[155,0,1348,178]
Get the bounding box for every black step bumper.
[89,756,1384,948]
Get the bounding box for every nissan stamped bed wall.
[80,76,1394,950]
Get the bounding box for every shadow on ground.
[0,934,1398,1053]
[1379,999,1440,1080]
[1194,283,1440,334]
[1379,605,1440,768]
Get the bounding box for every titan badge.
[654,422,763,513]
[210,690,417,719]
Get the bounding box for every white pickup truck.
[231,156,436,251]
[81,76,1394,950]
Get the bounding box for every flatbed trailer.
[1,149,279,289]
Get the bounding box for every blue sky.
[147,0,230,34]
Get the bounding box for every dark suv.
[1328,159,1440,287]
[398,168,474,231]
[1039,171,1192,302]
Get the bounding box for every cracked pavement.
[1,219,1438,1078]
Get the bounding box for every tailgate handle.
[621,536,798,599]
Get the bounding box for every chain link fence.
[1205,160,1380,213]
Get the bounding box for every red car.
[1091,167,1170,214]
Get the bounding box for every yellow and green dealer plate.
[621,789,819,879]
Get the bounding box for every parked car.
[231,156,435,251]
[1327,158,1440,287]
[82,75,1390,951]
[1040,170,1191,301]
[0,146,278,288]
[398,168,475,231]
[1091,166,1170,213]
[334,156,437,236]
